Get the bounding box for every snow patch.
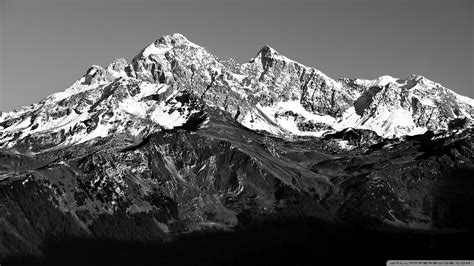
[142,43,173,57]
[337,107,427,138]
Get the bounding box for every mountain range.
[0,33,473,263]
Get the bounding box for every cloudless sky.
[0,0,473,111]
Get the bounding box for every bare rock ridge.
[0,33,473,259]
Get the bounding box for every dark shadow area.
[173,111,208,131]
[119,134,153,152]
[3,217,473,266]
[353,86,383,116]
[431,166,474,228]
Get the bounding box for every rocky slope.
[0,33,473,260]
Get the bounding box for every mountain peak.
[406,74,430,85]
[255,45,281,61]
[249,44,305,69]
[259,45,278,54]
[137,33,202,58]
[154,33,196,47]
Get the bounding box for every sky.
[0,0,472,111]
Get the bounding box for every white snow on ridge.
[353,75,397,88]
[274,100,336,125]
[241,106,287,136]
[336,107,427,138]
[242,102,333,137]
[142,43,173,57]
[45,79,104,104]
[141,33,203,58]
[453,92,474,109]
[258,101,334,136]
[241,98,431,138]
[170,33,202,49]
[33,111,85,134]
[1,116,31,133]
[149,108,188,129]
[375,75,398,87]
[49,117,114,151]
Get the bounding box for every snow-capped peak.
[157,33,201,47]
[256,45,278,57]
[252,45,300,66]
[140,33,202,58]
[376,75,398,86]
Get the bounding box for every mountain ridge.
[1,33,472,153]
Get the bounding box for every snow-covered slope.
[0,71,205,153]
[1,33,473,153]
[337,75,474,137]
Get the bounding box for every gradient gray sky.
[0,0,473,111]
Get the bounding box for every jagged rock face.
[242,46,354,117]
[129,34,252,122]
[339,75,474,137]
[0,33,473,258]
